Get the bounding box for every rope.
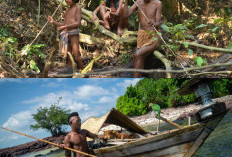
[1,127,97,157]
[131,0,190,76]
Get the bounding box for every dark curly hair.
[72,0,79,3]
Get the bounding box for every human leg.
[70,35,84,70]
[134,38,160,77]
[99,5,110,30]
[117,3,129,36]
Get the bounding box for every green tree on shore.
[116,79,232,116]
[30,97,71,136]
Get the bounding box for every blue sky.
[0,78,141,149]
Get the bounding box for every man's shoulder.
[152,0,162,5]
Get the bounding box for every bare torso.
[64,5,80,31]
[68,130,89,157]
[137,0,161,30]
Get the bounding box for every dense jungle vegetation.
[0,0,232,77]
[116,78,232,116]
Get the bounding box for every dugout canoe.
[93,102,228,157]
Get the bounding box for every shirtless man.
[59,112,98,157]
[92,0,128,36]
[124,0,162,77]
[48,0,84,70]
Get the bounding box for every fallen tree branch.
[79,33,104,45]
[82,61,232,76]
[174,40,232,53]
[153,51,172,78]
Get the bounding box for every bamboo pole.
[155,115,183,129]
[0,127,97,157]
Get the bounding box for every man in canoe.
[123,0,162,77]
[59,112,99,157]
[92,0,128,36]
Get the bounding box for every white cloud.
[116,79,141,89]
[66,102,89,112]
[2,111,33,131]
[74,85,110,99]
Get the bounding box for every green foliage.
[117,79,232,116]
[194,56,207,67]
[30,97,71,136]
[20,44,46,73]
[0,26,46,73]
[120,54,129,65]
[116,79,195,116]
[210,79,232,98]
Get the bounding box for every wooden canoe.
[93,103,228,157]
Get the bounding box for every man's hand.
[58,143,65,149]
[58,26,66,31]
[147,19,156,27]
[92,15,99,22]
[48,16,54,24]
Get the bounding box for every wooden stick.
[0,127,97,157]
[21,0,64,56]
[155,115,183,129]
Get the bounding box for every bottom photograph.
[0,78,231,157]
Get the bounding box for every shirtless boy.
[59,112,98,157]
[125,0,162,77]
[92,0,128,36]
[48,0,84,70]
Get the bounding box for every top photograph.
[0,0,232,78]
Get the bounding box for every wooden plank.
[95,124,202,154]
[131,143,193,157]
[96,128,202,157]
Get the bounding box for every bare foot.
[99,20,110,30]
[117,27,124,37]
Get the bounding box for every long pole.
[0,127,97,157]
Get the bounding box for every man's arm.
[93,0,106,21]
[155,1,162,27]
[48,16,64,26]
[64,135,72,157]
[128,0,138,17]
[85,130,98,139]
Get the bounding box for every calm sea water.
[19,110,232,157]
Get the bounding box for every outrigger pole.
[0,127,97,157]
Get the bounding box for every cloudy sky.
[0,78,140,149]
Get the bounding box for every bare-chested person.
[48,0,84,70]
[124,0,162,77]
[59,112,98,157]
[92,0,128,36]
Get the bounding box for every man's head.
[68,112,81,131]
[143,0,151,3]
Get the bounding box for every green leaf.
[196,56,204,67]
[226,43,232,49]
[161,24,170,32]
[184,42,189,48]
[157,32,162,36]
[188,49,193,56]
[212,27,219,32]
[195,24,207,29]
[153,37,158,41]
[30,60,40,73]
[18,7,24,11]
[213,18,224,24]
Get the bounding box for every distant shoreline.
[1,95,231,156]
